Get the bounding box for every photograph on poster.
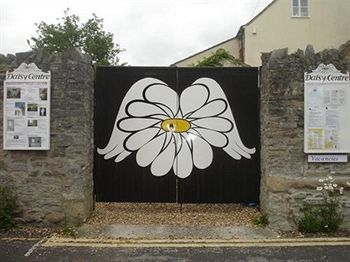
[7,119,15,131]
[28,119,38,127]
[28,137,41,147]
[27,103,38,112]
[39,107,46,116]
[7,88,21,99]
[13,135,19,139]
[39,88,47,100]
[14,102,25,116]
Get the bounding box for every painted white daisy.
[97,77,255,178]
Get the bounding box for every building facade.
[173,0,350,67]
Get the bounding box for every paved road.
[1,239,350,261]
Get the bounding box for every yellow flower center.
[161,118,191,133]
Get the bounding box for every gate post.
[0,48,94,225]
[260,43,350,231]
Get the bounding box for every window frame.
[291,0,310,17]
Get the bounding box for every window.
[292,0,309,17]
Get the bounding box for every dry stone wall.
[260,41,350,230]
[0,48,94,225]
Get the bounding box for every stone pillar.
[0,48,94,225]
[260,42,350,230]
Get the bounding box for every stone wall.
[0,48,94,225]
[1,43,350,230]
[260,41,350,230]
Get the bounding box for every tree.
[28,9,124,65]
[192,48,247,67]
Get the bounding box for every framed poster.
[304,64,350,153]
[3,63,51,150]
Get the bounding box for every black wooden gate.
[94,67,260,204]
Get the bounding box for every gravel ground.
[0,226,58,239]
[0,204,260,239]
[86,203,260,227]
[2,203,349,239]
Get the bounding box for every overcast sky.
[0,0,273,65]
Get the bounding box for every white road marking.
[24,239,44,257]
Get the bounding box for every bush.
[252,213,269,227]
[298,203,343,233]
[0,186,17,230]
[298,174,348,233]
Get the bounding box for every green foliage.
[62,224,78,237]
[252,213,269,227]
[192,48,247,67]
[0,186,17,230]
[298,175,347,233]
[298,203,343,233]
[28,9,124,65]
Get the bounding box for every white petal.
[180,133,194,150]
[225,128,256,157]
[173,133,183,154]
[223,147,242,160]
[156,104,175,119]
[115,151,132,162]
[180,84,209,116]
[192,136,213,169]
[192,117,233,132]
[125,128,160,151]
[193,128,228,148]
[224,141,255,159]
[118,118,160,132]
[103,144,124,160]
[97,78,166,157]
[136,133,166,167]
[127,101,168,117]
[173,138,193,178]
[163,132,173,151]
[97,130,129,156]
[189,99,227,118]
[191,77,256,160]
[151,137,176,176]
[144,84,179,117]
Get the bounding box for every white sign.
[304,64,350,153]
[308,154,348,163]
[3,63,51,150]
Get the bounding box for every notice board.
[304,64,350,153]
[3,63,51,150]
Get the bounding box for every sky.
[0,0,273,66]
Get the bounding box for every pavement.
[75,224,279,240]
[2,223,350,246]
[2,224,350,261]
[42,224,350,248]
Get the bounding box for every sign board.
[304,64,350,153]
[3,63,51,150]
[308,154,348,163]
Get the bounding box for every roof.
[170,36,237,66]
[171,0,278,66]
[244,1,277,28]
[235,0,277,37]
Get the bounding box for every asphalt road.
[1,239,350,261]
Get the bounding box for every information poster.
[304,64,350,153]
[3,63,50,150]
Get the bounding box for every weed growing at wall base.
[0,186,17,230]
[252,213,269,228]
[298,174,350,233]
